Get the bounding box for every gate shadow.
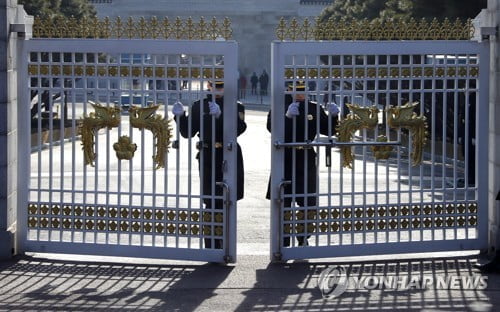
[0,255,232,311]
[234,256,497,311]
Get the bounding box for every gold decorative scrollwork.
[276,17,474,41]
[129,104,173,169]
[336,104,379,168]
[386,102,428,166]
[33,16,233,40]
[79,102,121,166]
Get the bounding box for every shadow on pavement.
[234,256,496,311]
[0,255,498,311]
[0,255,232,311]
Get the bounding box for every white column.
[487,0,500,254]
[0,0,32,260]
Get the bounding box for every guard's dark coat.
[266,95,337,206]
[175,95,246,202]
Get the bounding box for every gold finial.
[138,17,149,39]
[186,17,195,40]
[174,17,184,39]
[161,17,171,39]
[125,16,135,39]
[101,17,111,38]
[221,17,232,40]
[289,18,301,41]
[198,17,208,40]
[302,18,312,41]
[209,17,219,40]
[276,17,287,41]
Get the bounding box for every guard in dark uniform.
[172,81,247,249]
[266,81,339,247]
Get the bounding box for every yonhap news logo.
[317,265,488,299]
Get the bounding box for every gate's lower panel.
[26,202,227,261]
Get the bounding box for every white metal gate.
[18,39,239,263]
[269,40,489,261]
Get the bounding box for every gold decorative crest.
[129,105,173,169]
[336,104,379,168]
[371,135,393,160]
[276,17,474,41]
[79,102,121,166]
[113,136,137,160]
[386,102,428,166]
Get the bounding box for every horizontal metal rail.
[274,139,401,149]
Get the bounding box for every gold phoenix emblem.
[386,102,428,166]
[336,104,379,168]
[79,102,121,166]
[79,102,172,169]
[336,102,428,168]
[129,104,173,169]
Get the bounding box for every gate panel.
[270,41,489,261]
[19,39,239,263]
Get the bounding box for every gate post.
[269,42,286,261]
[486,0,500,257]
[0,1,32,260]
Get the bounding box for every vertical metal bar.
[361,54,367,246]
[105,59,111,246]
[70,84,76,244]
[222,42,238,261]
[140,56,146,248]
[383,54,390,244]
[418,54,425,218]
[270,41,286,260]
[477,41,489,244]
[17,38,31,253]
[397,55,403,244]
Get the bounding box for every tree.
[320,0,387,22]
[319,0,487,21]
[19,0,96,19]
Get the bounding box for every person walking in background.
[250,72,259,95]
[172,81,247,249]
[259,70,269,96]
[259,69,269,95]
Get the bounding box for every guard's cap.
[287,80,306,91]
[209,81,224,88]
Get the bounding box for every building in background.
[88,0,333,82]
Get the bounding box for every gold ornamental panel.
[33,16,233,40]
[283,66,478,80]
[282,202,478,236]
[276,17,474,41]
[28,203,223,237]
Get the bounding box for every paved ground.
[2,98,496,311]
[0,253,499,311]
